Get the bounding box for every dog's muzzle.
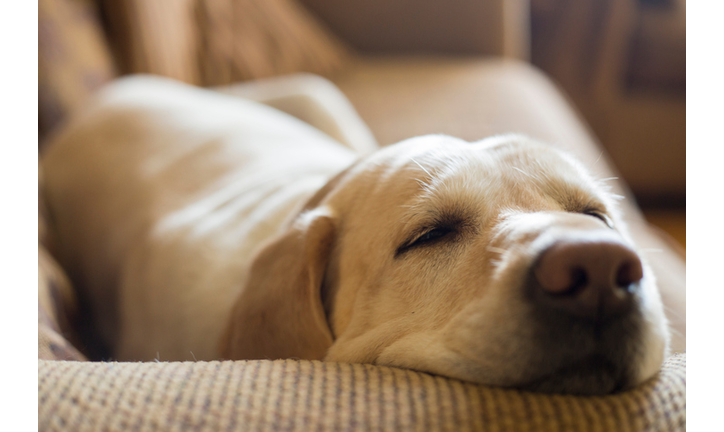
[517,231,647,394]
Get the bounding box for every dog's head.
[222,135,669,395]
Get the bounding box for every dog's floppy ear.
[220,207,337,360]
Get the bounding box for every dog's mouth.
[509,304,644,395]
[515,353,632,395]
[498,263,647,395]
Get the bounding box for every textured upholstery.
[38,0,116,140]
[39,168,86,362]
[39,354,685,431]
[39,248,86,362]
[100,0,349,86]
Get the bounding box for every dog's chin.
[439,349,645,396]
[426,308,653,395]
[370,327,659,396]
[513,354,632,395]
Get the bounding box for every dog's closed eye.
[396,224,459,257]
[411,227,455,246]
[582,209,613,228]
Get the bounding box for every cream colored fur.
[42,76,668,395]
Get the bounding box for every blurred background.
[39,0,685,249]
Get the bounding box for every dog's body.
[43,77,669,395]
[42,77,358,362]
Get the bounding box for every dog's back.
[41,76,357,360]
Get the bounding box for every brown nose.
[533,237,643,319]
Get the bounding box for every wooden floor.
[642,209,686,251]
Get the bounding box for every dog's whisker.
[410,158,433,178]
[593,150,604,167]
[663,304,685,317]
[516,166,546,184]
[486,246,508,255]
[666,326,685,339]
[511,166,531,178]
[489,259,504,271]
[511,166,545,186]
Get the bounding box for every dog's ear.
[220,207,337,360]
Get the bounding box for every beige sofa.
[38,0,686,430]
[529,0,686,201]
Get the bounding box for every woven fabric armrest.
[39,353,685,431]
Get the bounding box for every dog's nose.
[533,237,643,319]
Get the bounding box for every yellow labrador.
[42,76,668,395]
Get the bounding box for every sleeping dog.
[42,76,669,395]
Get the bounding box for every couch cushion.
[39,248,87,362]
[627,0,685,93]
[39,167,86,361]
[101,0,350,86]
[38,0,117,141]
[334,58,605,166]
[39,354,685,431]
